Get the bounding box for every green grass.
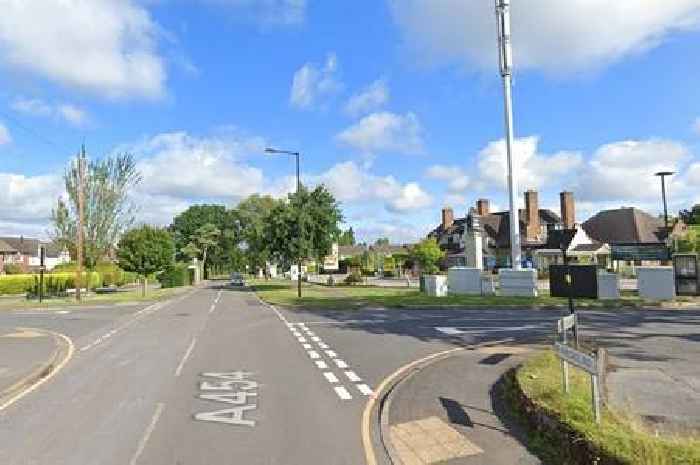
[515,350,700,464]
[251,278,646,310]
[0,286,192,311]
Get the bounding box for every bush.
[344,273,363,285]
[158,263,192,288]
[95,262,137,287]
[0,272,102,295]
[3,263,24,275]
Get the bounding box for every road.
[0,284,698,464]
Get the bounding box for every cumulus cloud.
[336,111,424,155]
[0,123,10,145]
[574,139,690,203]
[203,0,307,25]
[318,161,432,213]
[388,0,700,73]
[0,173,63,227]
[344,79,389,117]
[0,0,166,99]
[290,53,342,109]
[426,164,470,192]
[11,97,89,127]
[477,136,582,190]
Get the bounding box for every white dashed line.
[311,336,321,342]
[345,371,361,382]
[174,337,197,377]
[356,384,373,396]
[334,359,349,369]
[315,361,328,369]
[302,343,312,349]
[308,350,320,359]
[334,386,352,400]
[323,372,339,383]
[129,402,165,465]
[297,337,307,343]
[208,304,216,314]
[318,342,329,349]
[324,350,337,358]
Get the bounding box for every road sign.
[554,342,597,374]
[556,314,576,333]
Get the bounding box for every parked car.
[230,272,246,286]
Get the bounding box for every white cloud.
[0,173,63,225]
[352,218,432,244]
[11,97,89,127]
[336,111,425,155]
[204,0,307,25]
[388,0,700,73]
[477,136,582,190]
[0,123,10,145]
[574,139,690,203]
[318,161,432,213]
[290,53,342,109]
[0,0,166,99]
[344,79,389,116]
[426,164,470,192]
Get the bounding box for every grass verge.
[251,278,648,311]
[0,286,191,311]
[503,350,700,464]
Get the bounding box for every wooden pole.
[75,147,85,302]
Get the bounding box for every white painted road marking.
[323,372,339,383]
[311,336,321,342]
[356,384,373,396]
[129,402,165,465]
[302,343,312,349]
[318,342,329,349]
[175,337,197,377]
[345,371,361,382]
[435,327,466,335]
[324,350,337,358]
[297,337,307,343]
[308,350,320,359]
[334,386,352,400]
[315,361,328,369]
[334,359,349,369]
[195,372,258,427]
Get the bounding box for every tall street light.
[265,147,303,298]
[655,171,674,253]
[495,0,522,269]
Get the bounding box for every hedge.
[0,272,102,295]
[158,263,192,289]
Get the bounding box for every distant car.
[230,272,246,286]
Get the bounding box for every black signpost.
[39,245,45,303]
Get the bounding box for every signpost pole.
[591,373,601,424]
[561,326,569,393]
[563,249,579,347]
[39,246,45,303]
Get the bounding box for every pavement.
[0,285,697,464]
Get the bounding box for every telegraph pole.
[75,146,86,302]
[496,0,522,269]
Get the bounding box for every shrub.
[158,263,192,288]
[3,263,24,275]
[344,273,363,285]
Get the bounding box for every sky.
[0,0,699,243]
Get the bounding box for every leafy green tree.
[194,223,221,278]
[679,206,700,225]
[265,185,342,268]
[338,227,356,246]
[181,242,201,260]
[234,194,280,274]
[410,238,444,275]
[374,237,390,246]
[51,148,141,267]
[117,225,175,296]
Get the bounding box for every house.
[0,237,70,273]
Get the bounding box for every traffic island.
[503,350,700,465]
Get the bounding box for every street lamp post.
[655,171,674,257]
[266,147,303,298]
[495,0,522,270]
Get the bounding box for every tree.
[170,205,238,276]
[265,185,342,268]
[194,223,221,278]
[679,206,700,225]
[410,238,444,275]
[338,227,356,246]
[374,237,390,246]
[234,194,280,274]
[51,149,141,267]
[117,225,175,296]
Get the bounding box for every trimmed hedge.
[0,272,102,295]
[53,262,138,287]
[158,263,192,289]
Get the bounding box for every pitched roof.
[40,241,67,258]
[0,237,39,256]
[338,245,367,257]
[480,209,561,248]
[0,239,17,253]
[582,207,668,244]
[369,244,412,255]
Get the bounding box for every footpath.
[0,327,66,410]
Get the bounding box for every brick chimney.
[560,191,575,229]
[441,207,454,229]
[476,199,490,216]
[525,190,540,241]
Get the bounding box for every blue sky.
[1,0,699,242]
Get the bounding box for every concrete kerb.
[0,327,75,412]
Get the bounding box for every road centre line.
[174,337,197,377]
[323,372,339,383]
[334,386,352,400]
[129,402,165,465]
